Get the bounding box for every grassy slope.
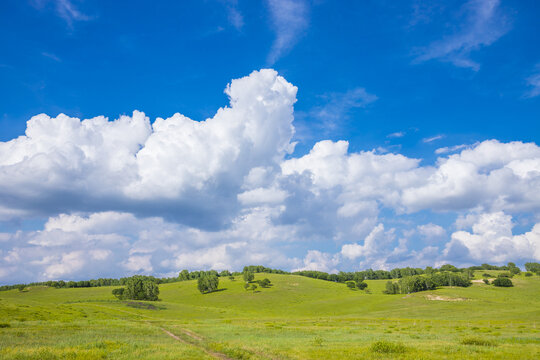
[1,273,539,359]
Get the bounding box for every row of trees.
[2,262,538,292]
[383,272,472,294]
[293,265,460,284]
[525,262,540,275]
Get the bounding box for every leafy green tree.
[493,277,513,287]
[197,274,219,294]
[383,281,400,294]
[112,288,125,299]
[439,264,459,272]
[243,271,254,283]
[123,276,159,301]
[346,281,356,289]
[507,262,521,275]
[219,270,231,277]
[525,262,540,274]
[259,278,271,288]
[178,270,190,281]
[356,280,368,290]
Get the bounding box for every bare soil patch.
[425,295,468,302]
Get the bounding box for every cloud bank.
[1,69,540,283]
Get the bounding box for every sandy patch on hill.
[425,295,468,302]
[471,278,495,283]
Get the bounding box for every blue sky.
[1,0,540,283]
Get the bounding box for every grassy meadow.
[1,271,540,359]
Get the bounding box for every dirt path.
[136,320,231,360]
[80,303,231,359]
[156,325,232,360]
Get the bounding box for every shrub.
[482,278,490,285]
[356,280,368,290]
[346,281,356,289]
[482,273,492,278]
[497,272,512,278]
[525,272,533,277]
[493,277,513,287]
[460,337,496,346]
[370,340,407,353]
[259,278,271,288]
[0,323,10,328]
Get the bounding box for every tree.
[439,264,459,272]
[112,288,125,299]
[219,270,231,277]
[525,262,540,274]
[122,276,159,301]
[507,262,521,275]
[259,278,271,288]
[243,271,254,283]
[197,274,219,294]
[356,280,368,290]
[383,281,400,294]
[346,281,356,289]
[178,270,190,281]
[493,277,513,287]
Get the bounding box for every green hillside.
[1,273,540,359]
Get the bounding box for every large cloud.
[0,69,297,228]
[1,69,540,283]
[444,212,540,263]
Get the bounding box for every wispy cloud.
[423,134,444,143]
[41,52,61,62]
[525,64,540,98]
[266,0,309,65]
[435,143,476,154]
[310,88,378,130]
[387,131,405,139]
[221,0,244,31]
[32,0,90,27]
[414,0,510,71]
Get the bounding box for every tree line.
[383,272,472,294]
[2,262,538,292]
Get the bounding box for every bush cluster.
[383,272,471,294]
[492,277,513,287]
[112,275,159,301]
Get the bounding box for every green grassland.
[1,272,540,359]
